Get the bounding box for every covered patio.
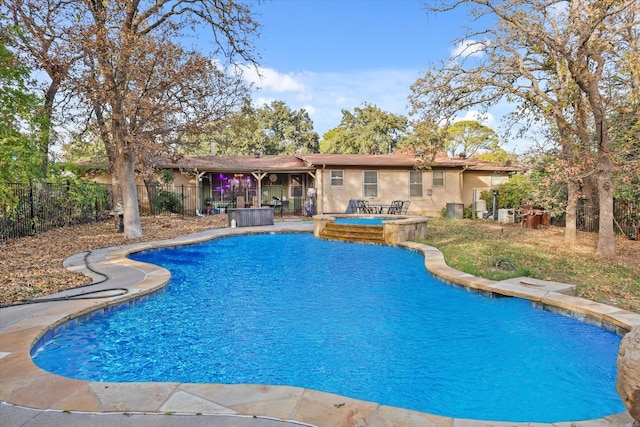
[155,155,317,216]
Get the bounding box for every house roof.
[156,155,315,173]
[297,154,524,172]
[91,153,524,174]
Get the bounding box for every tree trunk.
[595,154,616,258]
[565,180,578,243]
[111,173,123,212]
[39,75,62,179]
[587,87,615,258]
[115,151,143,238]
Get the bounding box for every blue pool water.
[334,217,389,225]
[32,233,624,423]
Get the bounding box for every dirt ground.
[1,215,638,309]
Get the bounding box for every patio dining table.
[367,204,392,214]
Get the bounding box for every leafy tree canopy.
[475,147,515,165]
[320,103,407,154]
[0,40,46,195]
[212,100,319,155]
[444,120,500,158]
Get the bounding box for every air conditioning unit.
[498,208,515,224]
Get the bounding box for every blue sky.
[237,0,516,149]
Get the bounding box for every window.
[363,170,378,198]
[432,170,445,187]
[409,170,423,197]
[491,173,505,188]
[330,170,344,187]
[290,174,303,198]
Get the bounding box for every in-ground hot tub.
[313,214,429,244]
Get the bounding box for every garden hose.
[1,250,129,308]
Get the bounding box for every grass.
[419,218,640,313]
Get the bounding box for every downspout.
[459,165,468,205]
[319,164,325,214]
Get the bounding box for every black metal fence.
[137,184,200,215]
[577,198,640,238]
[1,182,112,242]
[4,181,638,241]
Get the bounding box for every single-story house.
[83,154,521,217]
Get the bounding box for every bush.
[481,174,537,210]
[153,190,183,214]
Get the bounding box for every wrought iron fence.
[577,198,640,238]
[137,184,200,215]
[4,181,637,241]
[1,182,112,242]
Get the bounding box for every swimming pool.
[31,233,624,423]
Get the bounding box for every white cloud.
[450,39,486,58]
[253,96,275,108]
[455,110,496,128]
[239,65,306,92]
[301,105,316,115]
[244,68,420,137]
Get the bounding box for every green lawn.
[419,218,640,313]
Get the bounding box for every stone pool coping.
[1,221,638,427]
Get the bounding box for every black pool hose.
[1,250,128,308]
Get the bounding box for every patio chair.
[358,200,373,214]
[345,199,361,214]
[401,200,410,214]
[387,200,404,214]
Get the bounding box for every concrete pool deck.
[1,220,639,427]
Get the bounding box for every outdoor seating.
[358,200,373,214]
[387,200,404,214]
[271,197,283,217]
[401,200,410,214]
[346,199,361,214]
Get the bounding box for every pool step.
[319,223,385,244]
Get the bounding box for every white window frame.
[432,170,445,187]
[290,174,303,198]
[330,170,344,187]
[363,170,378,198]
[409,170,423,197]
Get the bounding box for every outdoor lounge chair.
[387,200,404,214]
[358,200,373,214]
[401,200,410,214]
[345,199,361,214]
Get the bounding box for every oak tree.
[411,0,639,257]
[321,103,407,154]
[7,0,259,238]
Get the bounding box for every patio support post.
[195,170,206,216]
[252,171,268,207]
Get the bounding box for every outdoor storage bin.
[227,207,274,227]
